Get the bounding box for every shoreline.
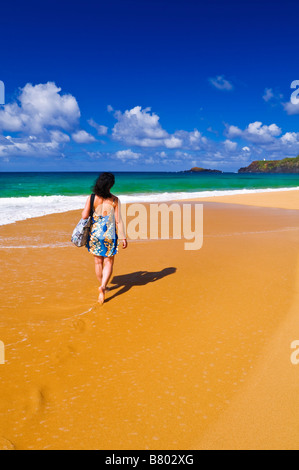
[0,187,298,227]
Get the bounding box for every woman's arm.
[82,195,91,219]
[114,197,128,249]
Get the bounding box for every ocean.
[1,171,299,226]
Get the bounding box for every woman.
[82,172,127,304]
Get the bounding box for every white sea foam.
[0,187,299,226]
[0,195,87,226]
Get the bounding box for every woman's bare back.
[93,194,118,217]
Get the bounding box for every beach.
[0,189,299,450]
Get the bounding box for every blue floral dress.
[86,198,119,257]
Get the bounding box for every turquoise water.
[1,171,299,226]
[1,171,299,198]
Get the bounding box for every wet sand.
[0,194,299,450]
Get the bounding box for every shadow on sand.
[106,267,177,303]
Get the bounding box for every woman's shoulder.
[87,193,98,201]
[110,194,119,204]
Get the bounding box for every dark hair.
[93,172,115,198]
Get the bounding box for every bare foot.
[98,286,106,305]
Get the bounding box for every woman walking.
[82,172,127,304]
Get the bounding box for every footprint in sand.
[92,302,105,314]
[0,437,15,450]
[25,387,48,415]
[51,344,77,365]
[71,318,92,333]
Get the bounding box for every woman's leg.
[101,256,115,290]
[94,256,104,284]
[98,256,114,304]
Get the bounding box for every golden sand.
[192,188,299,211]
[0,193,299,450]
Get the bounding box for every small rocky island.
[238,156,299,173]
[184,167,223,174]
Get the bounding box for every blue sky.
[0,0,299,172]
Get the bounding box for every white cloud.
[2,84,298,171]
[72,130,97,144]
[112,106,168,147]
[263,88,284,106]
[227,121,282,144]
[164,136,183,149]
[209,76,233,91]
[158,151,167,158]
[0,133,69,159]
[281,132,299,144]
[87,151,104,159]
[0,82,84,158]
[174,129,207,150]
[207,126,219,136]
[0,103,26,133]
[174,151,193,159]
[20,83,80,133]
[114,149,141,161]
[222,121,299,165]
[0,82,80,134]
[50,130,70,143]
[145,156,155,164]
[263,88,274,102]
[88,118,108,135]
[261,87,298,114]
[246,122,281,142]
[112,106,208,151]
[282,100,299,115]
[223,139,237,151]
[226,125,242,138]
